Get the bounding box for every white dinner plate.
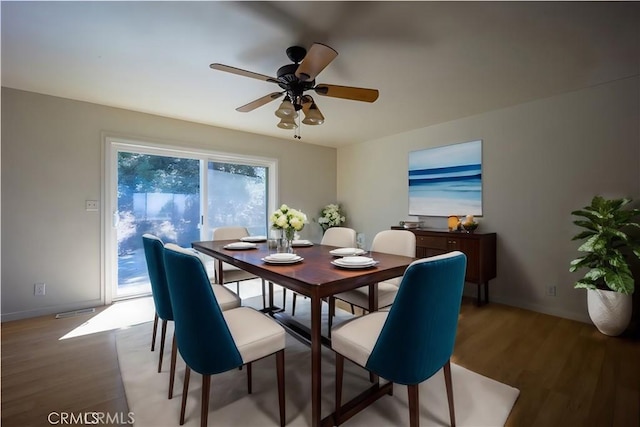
[339,256,375,265]
[331,259,378,269]
[223,242,257,250]
[262,255,304,264]
[329,247,366,256]
[267,253,298,261]
[291,240,313,247]
[240,236,267,243]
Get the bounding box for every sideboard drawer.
[416,235,448,250]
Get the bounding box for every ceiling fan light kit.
[210,43,379,138]
[277,116,297,129]
[274,96,297,118]
[302,101,324,125]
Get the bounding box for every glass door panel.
[116,152,200,298]
[206,161,268,237]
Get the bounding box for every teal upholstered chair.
[163,244,286,427]
[142,234,240,399]
[331,251,467,427]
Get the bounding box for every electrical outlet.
[85,200,98,211]
[546,285,556,297]
[34,283,46,296]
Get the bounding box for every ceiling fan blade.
[236,92,284,113]
[210,63,278,84]
[314,84,379,103]
[295,43,338,82]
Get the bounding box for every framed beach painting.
[408,139,482,217]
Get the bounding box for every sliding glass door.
[105,138,276,302]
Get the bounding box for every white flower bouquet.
[270,204,308,240]
[318,203,346,231]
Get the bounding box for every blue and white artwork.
[408,140,482,217]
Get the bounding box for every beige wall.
[1,88,337,320]
[338,77,640,322]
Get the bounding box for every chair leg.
[236,281,240,297]
[247,362,252,394]
[158,319,168,373]
[335,353,344,423]
[282,288,286,309]
[292,293,298,316]
[261,279,266,309]
[328,297,335,338]
[201,374,211,427]
[276,350,285,427]
[180,366,191,425]
[151,313,158,351]
[408,384,420,427]
[443,360,456,427]
[168,332,177,399]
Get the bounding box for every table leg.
[269,281,274,309]
[217,259,224,284]
[367,282,379,313]
[310,295,322,427]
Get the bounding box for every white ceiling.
[2,1,638,147]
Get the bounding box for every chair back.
[366,251,467,385]
[321,227,357,248]
[163,243,243,375]
[212,226,250,240]
[142,234,173,321]
[370,229,416,257]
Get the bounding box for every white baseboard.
[487,294,591,324]
[1,298,104,322]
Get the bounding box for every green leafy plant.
[569,196,640,294]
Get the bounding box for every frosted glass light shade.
[275,97,297,118]
[277,116,297,129]
[302,102,325,125]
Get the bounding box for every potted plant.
[569,195,640,336]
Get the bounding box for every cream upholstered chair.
[142,234,240,399]
[330,229,416,317]
[331,252,467,427]
[210,226,267,308]
[291,227,357,316]
[321,227,358,248]
[163,244,286,427]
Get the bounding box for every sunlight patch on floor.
[59,297,155,340]
[59,279,268,340]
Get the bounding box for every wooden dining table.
[192,239,415,427]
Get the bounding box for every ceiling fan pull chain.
[295,115,301,139]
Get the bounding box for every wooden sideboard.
[391,227,497,305]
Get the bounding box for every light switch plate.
[85,200,98,211]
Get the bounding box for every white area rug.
[116,293,519,426]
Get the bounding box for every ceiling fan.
[210,43,379,136]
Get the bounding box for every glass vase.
[277,228,295,254]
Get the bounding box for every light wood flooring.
[2,297,639,427]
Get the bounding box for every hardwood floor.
[2,297,638,427]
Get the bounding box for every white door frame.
[103,135,277,304]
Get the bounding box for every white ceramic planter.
[587,289,632,336]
